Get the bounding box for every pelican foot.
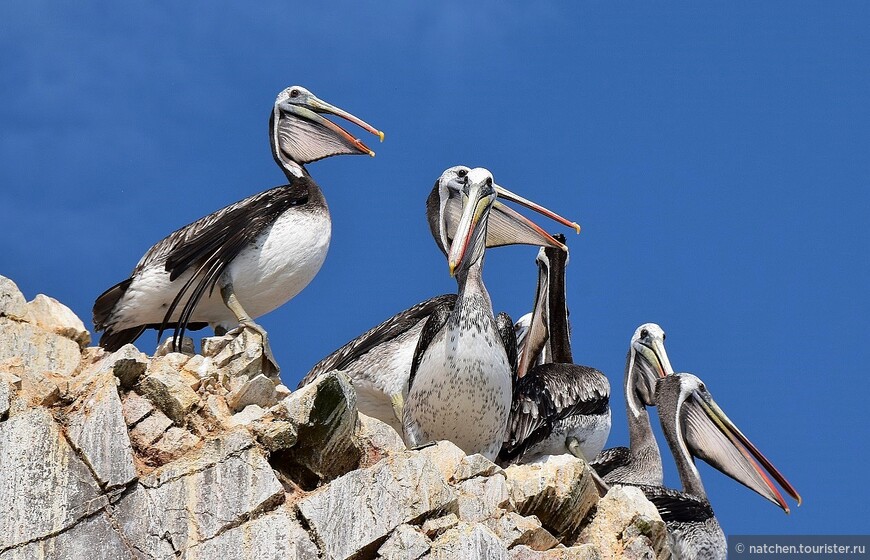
[568,437,610,496]
[228,320,280,377]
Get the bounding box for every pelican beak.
[494,184,581,235]
[634,336,674,379]
[516,248,550,378]
[447,179,495,276]
[440,192,570,252]
[682,387,802,512]
[281,94,384,157]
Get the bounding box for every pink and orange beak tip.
[378,130,385,142]
[572,222,581,234]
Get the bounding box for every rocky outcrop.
[0,274,671,559]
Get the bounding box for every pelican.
[499,237,610,464]
[403,168,531,460]
[299,166,579,435]
[639,373,801,559]
[93,86,382,372]
[591,323,673,485]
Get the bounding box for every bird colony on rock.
[93,85,801,559]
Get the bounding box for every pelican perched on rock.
[93,86,382,372]
[499,237,610,464]
[299,166,579,435]
[638,373,801,560]
[591,323,673,485]
[404,168,530,460]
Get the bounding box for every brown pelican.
[639,373,801,560]
[499,237,611,464]
[93,86,382,372]
[591,323,673,485]
[299,166,579,435]
[404,168,527,460]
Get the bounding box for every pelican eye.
[640,329,649,339]
[485,177,493,187]
[289,89,300,98]
[457,169,468,178]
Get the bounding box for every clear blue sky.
[2,1,867,536]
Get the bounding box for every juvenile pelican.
[93,86,383,372]
[591,323,673,485]
[299,166,578,435]
[404,168,523,460]
[500,237,610,464]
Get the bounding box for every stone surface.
[206,329,267,379]
[252,418,298,452]
[25,294,91,348]
[356,412,407,468]
[455,453,504,482]
[121,391,155,427]
[137,365,199,423]
[227,403,267,427]
[0,317,81,379]
[227,374,276,411]
[419,440,467,482]
[505,454,599,539]
[426,522,509,560]
[102,344,149,388]
[454,475,513,523]
[0,409,106,550]
[181,507,319,560]
[0,276,28,320]
[273,372,361,483]
[488,512,560,551]
[298,451,456,560]
[115,431,283,555]
[154,336,195,357]
[0,378,9,419]
[378,524,431,560]
[151,426,200,462]
[129,408,173,449]
[66,372,137,489]
[0,512,135,560]
[578,485,669,560]
[421,514,460,539]
[510,544,602,560]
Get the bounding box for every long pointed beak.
[635,337,674,379]
[684,390,801,512]
[494,184,581,234]
[516,253,550,378]
[447,183,492,276]
[289,97,384,156]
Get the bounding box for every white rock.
[298,451,456,560]
[504,454,599,539]
[115,431,283,554]
[0,409,106,550]
[0,317,81,379]
[0,512,134,560]
[378,524,431,560]
[0,275,27,320]
[426,522,509,560]
[578,485,669,559]
[227,373,276,411]
[66,372,136,489]
[182,507,319,560]
[25,294,91,348]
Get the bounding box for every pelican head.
[656,372,801,512]
[446,168,498,277]
[270,85,384,178]
[427,165,577,257]
[628,323,674,408]
[516,236,571,378]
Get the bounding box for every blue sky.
[2,1,867,536]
